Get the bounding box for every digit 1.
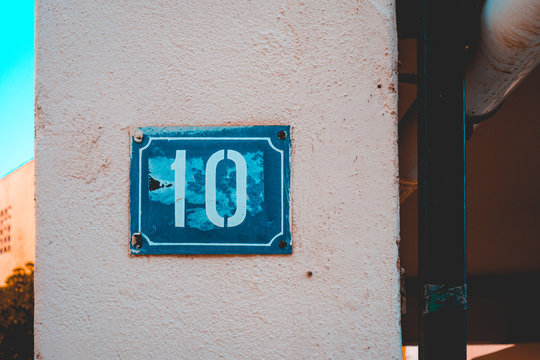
[171,150,186,227]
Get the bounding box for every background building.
[0,159,35,284]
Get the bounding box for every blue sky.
[0,1,34,178]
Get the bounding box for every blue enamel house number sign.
[130,126,291,255]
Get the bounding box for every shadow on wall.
[0,262,34,360]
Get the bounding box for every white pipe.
[466,0,540,118]
[399,0,540,201]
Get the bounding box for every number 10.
[171,150,248,228]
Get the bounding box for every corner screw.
[277,130,287,140]
[133,130,144,143]
[131,233,142,249]
[278,240,287,249]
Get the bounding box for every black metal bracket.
[417,0,467,358]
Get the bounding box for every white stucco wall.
[35,1,400,359]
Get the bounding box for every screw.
[307,271,313,277]
[133,130,144,143]
[278,240,287,249]
[277,130,287,140]
[131,233,142,249]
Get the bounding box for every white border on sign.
[138,137,284,247]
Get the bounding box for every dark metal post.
[417,0,467,359]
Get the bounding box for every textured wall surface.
[35,1,400,358]
[0,160,34,284]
